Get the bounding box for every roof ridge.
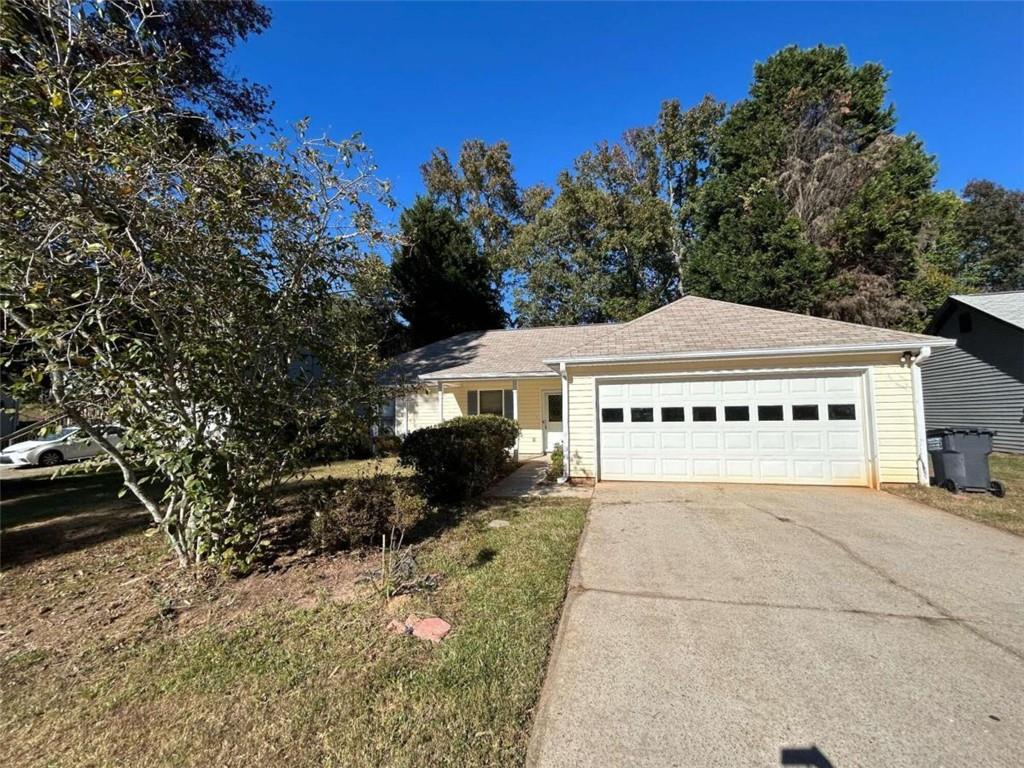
[551,295,692,358]
[952,290,1024,298]
[486,320,620,333]
[687,295,936,340]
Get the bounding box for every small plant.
[546,443,564,482]
[309,472,429,552]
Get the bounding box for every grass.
[885,452,1024,536]
[1,463,587,767]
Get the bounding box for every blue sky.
[229,2,1024,222]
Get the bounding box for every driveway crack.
[742,501,1024,664]
[576,584,989,624]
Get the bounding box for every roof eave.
[543,340,955,368]
[417,370,560,383]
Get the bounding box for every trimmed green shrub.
[399,415,519,502]
[309,472,428,551]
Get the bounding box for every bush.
[309,472,428,551]
[399,415,519,502]
[373,433,403,456]
[546,443,564,482]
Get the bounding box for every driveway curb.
[525,495,593,767]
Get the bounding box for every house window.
[601,408,624,423]
[546,394,563,422]
[478,390,505,416]
[468,389,514,418]
[693,406,717,422]
[724,406,750,422]
[958,312,973,333]
[758,405,784,421]
[661,407,686,422]
[828,403,857,421]
[792,404,820,421]
[631,407,654,422]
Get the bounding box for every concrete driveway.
[528,483,1024,768]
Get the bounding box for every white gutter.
[543,340,955,369]
[417,371,558,382]
[558,361,570,483]
[910,345,933,486]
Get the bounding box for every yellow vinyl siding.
[395,378,557,457]
[872,364,918,483]
[565,352,921,485]
[567,374,596,477]
[395,388,441,433]
[514,379,549,456]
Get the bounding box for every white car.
[0,425,123,467]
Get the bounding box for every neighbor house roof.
[932,291,1024,332]
[387,324,616,381]
[546,296,947,364]
[388,295,949,382]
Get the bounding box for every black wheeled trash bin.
[926,428,1005,497]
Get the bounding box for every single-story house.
[387,296,952,488]
[922,291,1024,453]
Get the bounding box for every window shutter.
[503,389,514,419]
[467,390,478,415]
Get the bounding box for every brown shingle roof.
[388,296,950,381]
[549,296,947,362]
[387,323,616,381]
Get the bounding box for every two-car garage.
[596,373,871,486]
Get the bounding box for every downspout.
[910,345,932,486]
[558,362,571,483]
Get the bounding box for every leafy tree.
[657,95,726,267]
[958,180,1024,291]
[685,45,949,327]
[391,197,506,347]
[1,0,393,567]
[421,139,548,283]
[686,190,828,313]
[509,132,679,326]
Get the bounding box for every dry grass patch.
[885,453,1024,536]
[1,468,587,767]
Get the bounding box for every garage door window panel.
[693,407,717,422]
[661,407,686,422]
[601,408,624,423]
[724,406,750,422]
[757,405,784,421]
[630,408,654,423]
[792,404,820,421]
[827,404,856,420]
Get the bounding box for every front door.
[544,392,564,453]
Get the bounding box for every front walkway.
[527,482,1024,767]
[487,457,593,499]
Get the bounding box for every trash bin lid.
[926,427,997,436]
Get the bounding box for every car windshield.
[35,427,78,442]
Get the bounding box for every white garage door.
[597,374,870,486]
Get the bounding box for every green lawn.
[886,452,1024,536]
[0,461,587,767]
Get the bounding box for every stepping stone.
[411,616,451,643]
[488,519,510,528]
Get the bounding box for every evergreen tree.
[391,198,506,347]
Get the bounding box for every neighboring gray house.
[922,292,1024,453]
